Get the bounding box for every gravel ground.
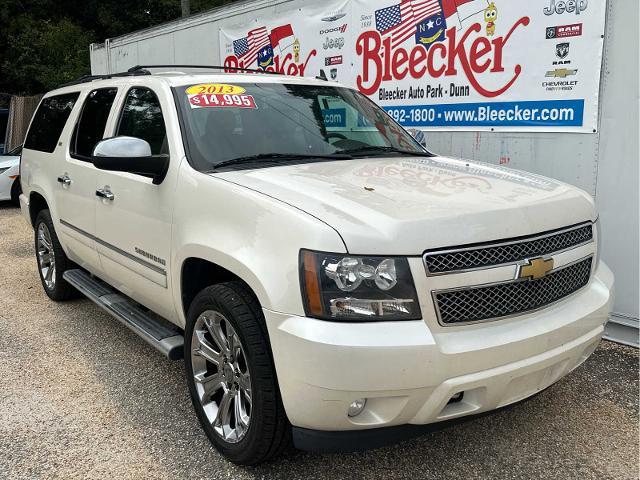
[0,203,638,480]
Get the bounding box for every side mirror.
[92,136,169,185]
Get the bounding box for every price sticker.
[185,83,246,95]
[188,93,258,109]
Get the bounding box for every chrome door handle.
[57,175,71,185]
[95,188,115,201]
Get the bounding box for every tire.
[10,177,21,206]
[185,281,291,465]
[34,209,78,301]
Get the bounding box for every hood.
[214,156,596,255]
[0,156,19,169]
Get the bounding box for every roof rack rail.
[58,64,285,89]
[126,64,284,76]
[58,70,151,88]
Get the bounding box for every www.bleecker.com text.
[379,83,470,101]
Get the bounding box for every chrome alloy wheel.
[191,310,252,443]
[37,222,56,290]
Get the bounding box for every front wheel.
[185,282,290,465]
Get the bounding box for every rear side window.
[72,88,118,159]
[117,88,167,155]
[24,93,80,153]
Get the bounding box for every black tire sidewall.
[10,178,21,205]
[184,283,285,465]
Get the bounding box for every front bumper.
[0,172,16,201]
[265,261,614,446]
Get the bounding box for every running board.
[63,269,184,360]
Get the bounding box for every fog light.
[448,392,464,404]
[347,398,367,417]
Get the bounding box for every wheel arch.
[10,176,22,203]
[178,252,269,324]
[29,190,49,226]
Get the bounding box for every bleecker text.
[224,50,317,76]
[356,18,530,98]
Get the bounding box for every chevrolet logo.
[518,257,554,280]
[545,68,577,78]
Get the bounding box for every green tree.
[3,18,94,93]
[0,0,235,95]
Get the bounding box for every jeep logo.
[323,36,345,50]
[544,0,588,15]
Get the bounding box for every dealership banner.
[219,0,606,132]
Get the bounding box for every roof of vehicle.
[47,66,346,97]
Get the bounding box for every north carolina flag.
[441,0,487,23]
[270,24,294,51]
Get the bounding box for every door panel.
[45,92,100,271]
[94,86,178,321]
[56,88,119,273]
[55,157,98,269]
[95,173,171,289]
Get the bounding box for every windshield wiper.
[339,146,433,157]
[211,152,353,171]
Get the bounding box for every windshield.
[173,82,429,171]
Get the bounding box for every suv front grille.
[424,223,593,275]
[433,257,593,325]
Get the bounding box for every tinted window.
[73,88,118,158]
[25,93,79,153]
[117,88,167,155]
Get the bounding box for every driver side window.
[117,88,167,155]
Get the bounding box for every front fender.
[171,164,346,326]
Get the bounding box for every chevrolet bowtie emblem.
[518,257,554,280]
[545,68,577,78]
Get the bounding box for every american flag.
[233,37,249,58]
[233,26,270,65]
[375,0,443,48]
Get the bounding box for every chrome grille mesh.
[424,224,593,274]
[434,257,593,325]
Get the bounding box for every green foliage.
[3,18,94,94]
[0,0,234,95]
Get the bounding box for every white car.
[0,145,22,204]
[18,67,614,465]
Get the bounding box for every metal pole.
[181,0,190,17]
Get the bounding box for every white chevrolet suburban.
[19,66,614,465]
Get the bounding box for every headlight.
[0,167,10,175]
[300,250,421,321]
